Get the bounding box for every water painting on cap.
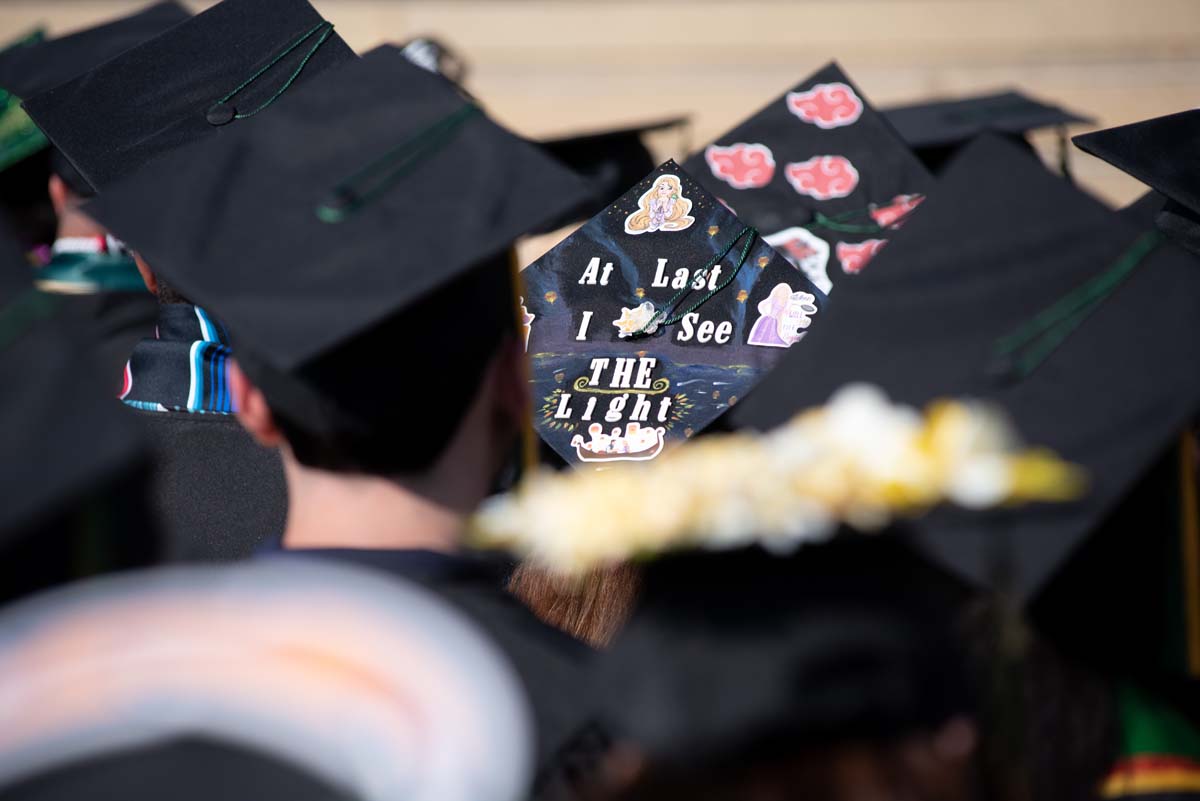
[521,160,827,467]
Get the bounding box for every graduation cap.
[22,0,356,192]
[0,2,191,102]
[726,134,1200,610]
[85,46,593,474]
[0,228,154,603]
[599,538,972,765]
[884,89,1094,175]
[519,159,828,468]
[1074,110,1200,258]
[0,29,49,174]
[682,62,932,296]
[0,31,53,248]
[470,385,1082,770]
[0,558,535,801]
[536,117,690,230]
[0,3,194,205]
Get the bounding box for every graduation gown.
[265,547,607,800]
[136,411,287,561]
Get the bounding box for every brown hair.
[508,561,641,648]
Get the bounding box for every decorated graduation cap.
[0,230,154,603]
[1074,110,1200,257]
[0,559,534,801]
[520,160,827,468]
[726,134,1200,606]
[683,62,931,296]
[85,46,592,474]
[537,117,690,230]
[884,89,1094,175]
[22,0,356,192]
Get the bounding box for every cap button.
[984,353,1019,386]
[206,102,236,127]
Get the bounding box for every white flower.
[468,384,1085,575]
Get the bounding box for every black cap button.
[206,102,236,126]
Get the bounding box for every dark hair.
[153,275,191,306]
[249,250,519,477]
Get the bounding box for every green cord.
[991,230,1163,380]
[808,210,885,235]
[631,226,758,338]
[316,103,481,223]
[804,196,925,235]
[0,287,58,352]
[209,20,334,121]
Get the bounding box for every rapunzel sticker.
[747,283,819,348]
[624,173,696,235]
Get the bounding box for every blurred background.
[3,0,1198,207]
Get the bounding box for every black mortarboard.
[520,160,827,468]
[885,90,1093,174]
[22,0,356,192]
[727,134,1200,602]
[0,2,191,102]
[0,31,53,248]
[683,62,931,296]
[0,29,48,174]
[0,4,194,205]
[1074,111,1200,257]
[85,46,593,474]
[600,537,972,762]
[0,230,154,602]
[537,117,689,230]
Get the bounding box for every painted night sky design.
[522,160,828,467]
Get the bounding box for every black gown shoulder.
[134,409,287,562]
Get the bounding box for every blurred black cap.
[22,0,356,192]
[0,2,191,101]
[536,117,689,229]
[601,536,972,761]
[1074,110,1200,257]
[728,134,1200,601]
[885,89,1093,173]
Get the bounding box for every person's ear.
[132,252,159,296]
[47,174,73,217]
[229,359,285,448]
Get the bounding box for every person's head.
[76,47,593,501]
[229,248,531,503]
[45,149,107,239]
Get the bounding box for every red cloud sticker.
[704,143,776,189]
[784,156,860,200]
[786,82,864,129]
[836,239,887,274]
[869,194,925,228]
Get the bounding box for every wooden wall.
[4,0,1199,206]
